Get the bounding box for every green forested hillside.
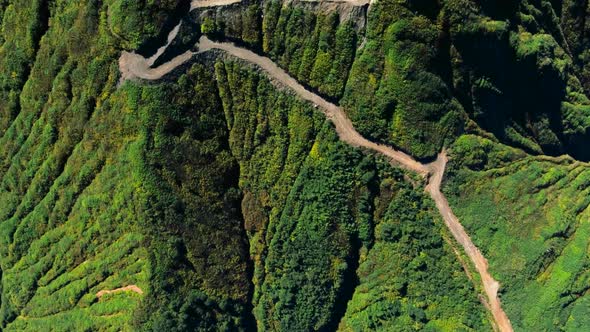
[1,0,589,331]
[444,135,590,331]
[215,60,489,331]
[198,1,360,100]
[339,183,490,331]
[195,0,590,160]
[0,1,489,329]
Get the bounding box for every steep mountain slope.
[189,2,590,329]
[197,0,590,161]
[445,135,590,331]
[215,60,490,331]
[0,0,589,331]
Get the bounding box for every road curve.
[119,0,245,83]
[426,152,513,332]
[198,36,427,174]
[119,50,194,82]
[118,21,194,83]
[119,0,373,83]
[198,36,513,332]
[116,5,513,329]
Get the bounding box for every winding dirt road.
[119,0,245,82]
[118,22,193,83]
[119,0,372,83]
[119,50,193,82]
[426,152,513,332]
[198,37,427,174]
[199,37,513,332]
[116,3,513,331]
[147,23,182,66]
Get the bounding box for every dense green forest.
[215,61,490,331]
[0,0,589,331]
[193,0,590,160]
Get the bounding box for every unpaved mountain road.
[119,50,193,82]
[118,22,192,83]
[120,0,373,82]
[119,0,246,82]
[117,4,513,331]
[147,23,182,66]
[198,37,428,175]
[199,37,513,332]
[426,152,513,332]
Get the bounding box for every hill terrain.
[0,0,589,331]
